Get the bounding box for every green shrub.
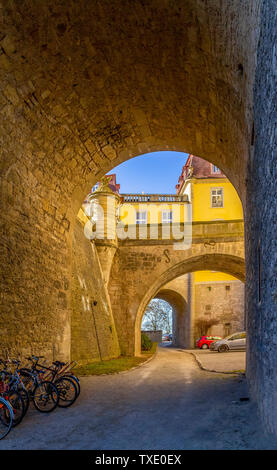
[141,333,153,351]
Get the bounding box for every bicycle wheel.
[55,377,78,408]
[18,387,30,417]
[6,391,25,427]
[0,397,13,439]
[32,381,59,413]
[63,374,80,397]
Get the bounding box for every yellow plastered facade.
[180,176,243,283]
[118,201,189,225]
[191,179,243,222]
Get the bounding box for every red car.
[196,335,222,349]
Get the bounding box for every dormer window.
[211,164,221,174]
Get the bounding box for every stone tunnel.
[0,1,276,435]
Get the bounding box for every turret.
[85,176,120,286]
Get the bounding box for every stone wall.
[154,275,245,348]
[0,183,72,361]
[71,221,120,364]
[1,0,277,438]
[0,0,256,363]
[141,330,162,343]
[246,0,277,434]
[194,281,245,341]
[109,233,245,356]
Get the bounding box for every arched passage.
[134,253,245,355]
[0,0,258,360]
[0,0,276,438]
[155,289,189,349]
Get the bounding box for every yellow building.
[176,156,243,222]
[118,193,189,226]
[79,158,245,341]
[80,170,190,227]
[176,154,243,285]
[79,175,191,238]
[117,155,243,231]
[175,155,245,339]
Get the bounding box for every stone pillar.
[246,0,277,435]
[188,272,196,348]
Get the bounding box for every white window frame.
[161,210,173,224]
[136,210,147,224]
[211,187,224,208]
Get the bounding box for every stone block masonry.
[0,0,255,362]
[246,0,277,435]
[108,223,245,356]
[71,221,120,364]
[194,281,245,340]
[0,0,276,438]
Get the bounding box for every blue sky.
[110,151,189,194]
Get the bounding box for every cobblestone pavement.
[0,346,276,450]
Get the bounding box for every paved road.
[188,348,246,373]
[1,346,276,450]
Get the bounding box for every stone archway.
[0,0,276,436]
[0,0,259,361]
[154,289,189,349]
[134,253,245,355]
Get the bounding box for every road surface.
[1,346,276,450]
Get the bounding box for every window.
[224,323,231,336]
[205,305,211,315]
[211,164,221,174]
[161,210,173,224]
[92,182,99,192]
[230,333,241,341]
[211,188,224,208]
[136,211,147,224]
[225,285,230,291]
[116,206,121,221]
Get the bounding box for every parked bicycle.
[18,357,59,413]
[0,354,80,438]
[0,360,25,426]
[0,396,14,440]
[22,356,78,408]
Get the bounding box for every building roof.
[176,155,226,194]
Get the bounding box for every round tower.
[86,176,120,286]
